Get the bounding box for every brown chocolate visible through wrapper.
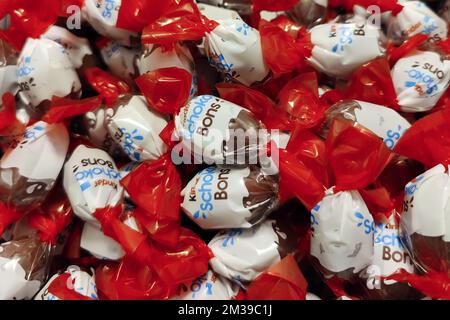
[242,166,278,226]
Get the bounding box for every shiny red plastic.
[394,108,450,168]
[246,255,307,300]
[120,155,182,247]
[326,117,393,192]
[135,67,192,115]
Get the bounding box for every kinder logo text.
[182,95,215,139]
[192,168,231,219]
[404,61,442,96]
[330,24,366,53]
[73,157,121,191]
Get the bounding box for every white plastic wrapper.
[0,236,52,300]
[209,219,287,283]
[392,50,450,112]
[83,107,124,157]
[0,121,69,206]
[388,1,447,43]
[401,164,450,243]
[171,270,239,300]
[0,40,18,98]
[35,266,98,300]
[137,43,197,98]
[360,214,415,295]
[17,38,82,109]
[308,23,383,79]
[63,145,124,226]
[42,26,93,69]
[205,17,269,86]
[0,256,41,300]
[310,189,375,274]
[80,222,124,260]
[175,95,267,165]
[79,210,140,260]
[81,0,138,47]
[98,39,139,82]
[181,166,278,229]
[319,100,411,149]
[107,95,169,162]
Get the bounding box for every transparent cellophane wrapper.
[0,234,53,300]
[288,0,328,29]
[0,39,18,97]
[0,167,55,207]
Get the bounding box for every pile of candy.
[1,0,450,300]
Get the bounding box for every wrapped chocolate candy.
[309,115,393,282]
[0,121,69,208]
[303,22,383,79]
[35,266,98,300]
[387,0,447,43]
[181,166,278,229]
[81,0,139,47]
[83,106,124,157]
[63,144,123,226]
[310,189,376,280]
[356,213,422,300]
[174,95,268,165]
[97,38,140,83]
[0,193,72,300]
[142,6,269,86]
[42,26,95,75]
[208,216,301,283]
[391,48,450,112]
[0,235,50,299]
[17,38,82,113]
[171,270,240,300]
[316,100,411,149]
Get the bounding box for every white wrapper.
[80,222,124,260]
[366,214,415,289]
[401,164,450,242]
[99,39,139,81]
[42,26,93,69]
[308,23,383,79]
[389,1,447,42]
[209,220,282,282]
[324,100,411,149]
[81,0,138,47]
[0,256,41,300]
[1,121,69,181]
[392,50,450,112]
[310,189,374,274]
[17,38,81,109]
[175,95,265,165]
[35,266,98,300]
[182,166,254,229]
[83,107,124,157]
[107,96,169,162]
[63,145,124,226]
[205,18,269,86]
[171,270,239,300]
